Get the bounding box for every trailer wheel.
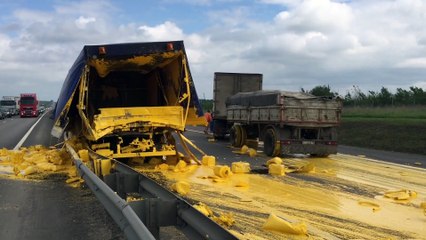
[264,128,281,157]
[230,125,244,147]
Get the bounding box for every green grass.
[339,107,426,155]
[343,106,426,119]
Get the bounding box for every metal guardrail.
[65,143,237,240]
[66,143,156,240]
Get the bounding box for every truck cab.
[19,93,39,117]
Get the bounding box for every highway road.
[0,112,425,239]
[0,111,124,240]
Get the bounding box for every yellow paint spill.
[0,146,81,187]
[358,200,381,212]
[295,162,316,173]
[173,160,187,172]
[240,145,249,154]
[266,157,282,166]
[155,163,169,171]
[201,155,216,166]
[193,202,213,216]
[133,153,426,239]
[193,202,235,227]
[126,195,144,202]
[212,212,235,228]
[100,159,112,176]
[231,162,250,174]
[268,164,285,176]
[248,148,257,157]
[234,180,249,188]
[384,189,417,202]
[262,213,307,235]
[78,149,89,162]
[171,181,190,195]
[214,165,232,178]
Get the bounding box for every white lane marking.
[13,111,49,150]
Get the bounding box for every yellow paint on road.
[0,146,81,187]
[136,153,426,239]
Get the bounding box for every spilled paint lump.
[0,146,83,187]
[269,164,285,176]
[202,155,216,167]
[193,202,235,228]
[358,200,381,212]
[262,213,307,235]
[384,189,417,201]
[231,162,250,174]
[266,157,282,166]
[214,165,232,178]
[171,181,191,195]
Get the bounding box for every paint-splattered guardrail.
[65,143,237,240]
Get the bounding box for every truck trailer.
[52,41,205,160]
[212,72,342,157]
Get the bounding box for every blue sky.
[0,0,425,100]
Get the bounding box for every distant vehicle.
[19,93,39,117]
[0,109,5,119]
[0,96,19,116]
[212,72,343,157]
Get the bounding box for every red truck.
[19,93,39,117]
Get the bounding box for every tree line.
[306,85,426,107]
[199,85,426,110]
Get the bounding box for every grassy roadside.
[338,107,426,155]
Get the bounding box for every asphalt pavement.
[0,111,124,240]
[185,126,426,168]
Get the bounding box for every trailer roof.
[53,41,203,122]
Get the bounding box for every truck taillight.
[325,141,337,145]
[167,43,174,51]
[99,47,106,55]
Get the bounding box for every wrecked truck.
[52,41,205,159]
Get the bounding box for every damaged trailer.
[52,41,205,159]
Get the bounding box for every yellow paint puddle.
[134,154,426,239]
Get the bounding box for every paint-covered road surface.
[139,129,426,240]
[0,116,425,239]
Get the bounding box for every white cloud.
[75,16,96,29]
[396,58,426,69]
[138,21,184,41]
[1,0,426,101]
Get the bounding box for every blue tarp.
[53,41,204,125]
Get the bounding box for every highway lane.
[185,126,426,168]
[0,115,41,149]
[0,111,124,240]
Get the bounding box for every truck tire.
[230,125,246,147]
[264,128,281,157]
